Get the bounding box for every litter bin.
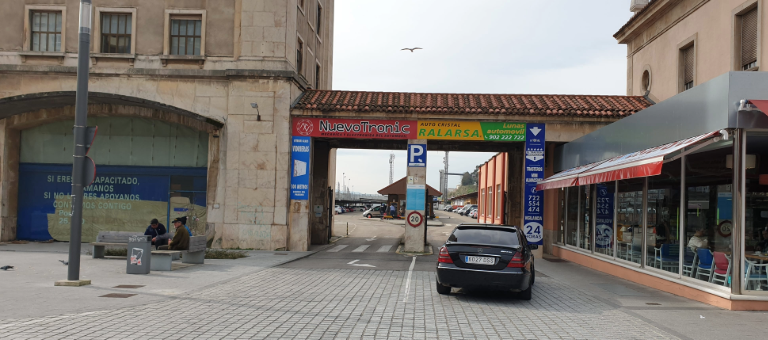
[126,235,152,274]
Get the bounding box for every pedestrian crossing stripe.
[326,244,396,253]
[327,245,348,252]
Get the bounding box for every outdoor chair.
[695,248,714,282]
[682,248,697,277]
[744,259,768,290]
[710,252,731,287]
[654,243,680,273]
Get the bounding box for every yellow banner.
[416,121,484,140]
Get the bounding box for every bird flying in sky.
[401,47,422,52]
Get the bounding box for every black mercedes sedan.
[435,224,537,300]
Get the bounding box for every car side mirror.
[530,245,539,250]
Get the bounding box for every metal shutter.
[742,7,758,67]
[683,45,694,84]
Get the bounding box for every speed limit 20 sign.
[407,211,423,228]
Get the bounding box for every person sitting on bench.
[144,218,169,249]
[158,217,189,250]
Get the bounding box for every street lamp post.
[57,0,93,286]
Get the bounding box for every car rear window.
[448,228,520,246]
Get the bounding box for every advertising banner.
[16,164,206,242]
[523,123,545,245]
[417,121,526,141]
[595,184,614,249]
[292,118,526,141]
[290,136,311,200]
[292,118,417,139]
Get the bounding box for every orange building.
[478,153,507,225]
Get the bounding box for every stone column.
[404,139,427,252]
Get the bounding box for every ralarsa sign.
[292,118,527,141]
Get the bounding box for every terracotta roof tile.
[294,90,652,118]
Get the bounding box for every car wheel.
[436,281,451,295]
[367,214,372,218]
[518,276,533,300]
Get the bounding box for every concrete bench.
[150,236,206,271]
[91,231,144,258]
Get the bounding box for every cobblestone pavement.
[0,265,680,340]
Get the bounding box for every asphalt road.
[281,210,480,272]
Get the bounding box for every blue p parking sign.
[407,144,426,167]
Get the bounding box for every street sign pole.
[67,0,92,282]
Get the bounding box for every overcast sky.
[332,0,634,195]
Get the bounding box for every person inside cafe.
[688,227,709,252]
[158,217,189,251]
[144,218,168,249]
[756,228,768,253]
[654,221,670,247]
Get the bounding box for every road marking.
[403,256,416,303]
[376,245,392,253]
[347,259,375,267]
[366,236,377,241]
[327,245,348,252]
[352,245,370,252]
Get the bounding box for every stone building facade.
[618,0,765,102]
[0,0,334,251]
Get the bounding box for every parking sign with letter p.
[408,144,426,167]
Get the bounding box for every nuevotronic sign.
[292,118,527,141]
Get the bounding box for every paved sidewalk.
[1,243,767,339]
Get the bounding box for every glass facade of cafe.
[554,131,768,294]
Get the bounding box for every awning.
[537,131,720,190]
[534,160,608,191]
[749,100,768,115]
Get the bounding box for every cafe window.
[683,141,733,288]
[647,159,683,275]
[595,182,616,257]
[31,11,63,52]
[558,188,566,244]
[480,188,485,217]
[616,178,644,266]
[566,187,579,247]
[486,186,492,217]
[579,185,592,251]
[743,132,768,291]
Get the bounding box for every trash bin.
[126,235,151,274]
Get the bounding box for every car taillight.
[507,252,524,268]
[438,246,453,264]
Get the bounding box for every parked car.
[436,224,536,300]
[362,206,384,218]
[469,209,478,219]
[334,205,344,214]
[459,204,477,216]
[455,205,469,214]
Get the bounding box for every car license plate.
[465,256,495,265]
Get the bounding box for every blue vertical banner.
[524,123,545,245]
[290,136,311,200]
[595,184,614,249]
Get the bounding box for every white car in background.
[334,205,344,214]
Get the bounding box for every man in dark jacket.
[144,219,167,249]
[166,217,189,250]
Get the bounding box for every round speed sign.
[407,211,423,228]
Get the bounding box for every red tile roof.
[294,90,652,117]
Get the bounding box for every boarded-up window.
[682,45,694,91]
[742,7,758,70]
